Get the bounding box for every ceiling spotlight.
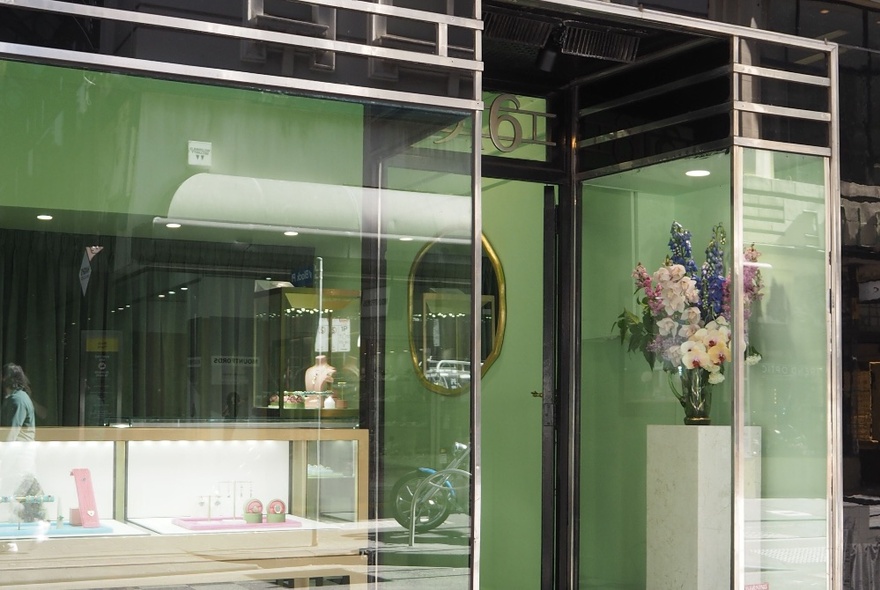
[37,214,53,221]
[166,222,181,229]
[685,169,711,177]
[536,25,567,73]
[284,230,299,236]
[399,237,414,242]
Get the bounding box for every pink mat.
[171,516,303,531]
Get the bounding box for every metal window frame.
[1,0,483,111]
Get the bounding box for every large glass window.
[0,59,475,588]
[739,148,829,589]
[580,151,733,588]
[579,148,831,589]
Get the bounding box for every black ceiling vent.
[483,10,555,47]
[563,23,640,63]
[483,7,642,64]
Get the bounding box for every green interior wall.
[0,60,364,218]
[479,179,544,589]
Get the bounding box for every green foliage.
[614,300,656,369]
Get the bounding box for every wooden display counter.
[0,426,369,589]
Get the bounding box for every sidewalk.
[103,515,472,590]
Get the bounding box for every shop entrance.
[480,3,837,590]
[479,5,733,587]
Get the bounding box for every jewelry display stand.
[70,468,100,528]
[305,355,336,392]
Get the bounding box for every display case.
[0,426,368,587]
[253,286,360,419]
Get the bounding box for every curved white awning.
[160,173,470,242]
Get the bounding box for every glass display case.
[253,285,360,419]
[0,426,368,587]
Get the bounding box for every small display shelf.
[253,286,360,416]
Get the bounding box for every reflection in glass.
[409,235,505,395]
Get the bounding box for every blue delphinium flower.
[667,222,699,277]
[700,223,726,321]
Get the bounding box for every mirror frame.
[407,234,506,396]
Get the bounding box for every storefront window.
[579,147,831,588]
[0,58,474,587]
[740,148,829,588]
[580,151,734,588]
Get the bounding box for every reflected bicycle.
[390,442,471,534]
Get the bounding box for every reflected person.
[0,363,43,522]
[2,363,35,442]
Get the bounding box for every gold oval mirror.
[408,234,506,395]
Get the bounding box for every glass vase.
[670,368,712,425]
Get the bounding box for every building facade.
[0,1,846,589]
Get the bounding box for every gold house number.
[433,93,556,153]
[488,93,524,152]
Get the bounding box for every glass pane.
[380,143,474,588]
[0,58,474,588]
[580,151,732,588]
[740,148,829,589]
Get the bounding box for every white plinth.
[646,425,761,590]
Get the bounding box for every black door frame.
[483,80,580,587]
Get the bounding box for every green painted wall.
[480,179,544,589]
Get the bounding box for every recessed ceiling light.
[820,8,830,14]
[284,231,299,236]
[399,237,414,242]
[180,287,188,291]
[37,214,53,221]
[158,294,166,299]
[685,169,711,177]
[165,222,181,229]
[168,290,176,295]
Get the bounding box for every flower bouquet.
[614,222,763,424]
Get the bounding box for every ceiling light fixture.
[536,25,567,73]
[165,222,181,229]
[37,214,53,221]
[685,169,711,177]
[284,230,299,236]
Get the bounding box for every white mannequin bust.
[305,355,336,392]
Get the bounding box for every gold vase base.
[683,416,712,426]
